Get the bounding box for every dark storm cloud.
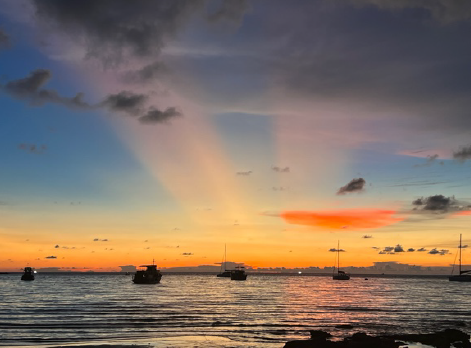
[264,1,471,134]
[350,0,471,23]
[32,0,208,66]
[337,178,366,195]
[428,248,449,255]
[0,28,11,50]
[412,195,468,213]
[3,69,89,108]
[100,91,147,116]
[18,143,47,154]
[138,107,182,124]
[329,248,345,252]
[272,166,290,173]
[453,145,471,162]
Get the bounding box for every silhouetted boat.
[21,267,35,281]
[449,234,471,282]
[132,260,162,284]
[230,266,247,281]
[333,241,350,280]
[217,244,231,278]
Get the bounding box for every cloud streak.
[279,209,402,230]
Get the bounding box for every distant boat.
[132,260,162,284]
[333,241,350,280]
[217,244,231,278]
[230,266,247,281]
[21,267,35,281]
[449,234,471,282]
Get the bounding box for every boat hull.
[21,275,34,281]
[217,271,231,278]
[449,275,471,282]
[333,274,350,280]
[230,271,247,281]
[132,275,162,284]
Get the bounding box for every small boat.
[230,266,247,281]
[132,260,162,284]
[449,234,471,282]
[21,267,35,281]
[333,241,350,280]
[217,244,231,278]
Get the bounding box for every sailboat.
[449,234,471,282]
[217,244,231,277]
[333,241,350,280]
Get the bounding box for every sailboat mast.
[460,234,462,274]
[337,240,340,272]
[224,244,227,271]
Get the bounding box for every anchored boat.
[449,234,471,282]
[132,260,162,284]
[21,267,35,281]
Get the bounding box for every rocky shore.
[284,329,471,348]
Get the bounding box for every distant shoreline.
[0,271,453,278]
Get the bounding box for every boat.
[230,266,247,281]
[333,241,350,280]
[217,244,231,277]
[21,267,35,281]
[132,260,162,284]
[449,234,471,282]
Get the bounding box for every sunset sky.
[1,0,471,272]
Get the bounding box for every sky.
[1,0,471,272]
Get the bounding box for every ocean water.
[0,273,470,347]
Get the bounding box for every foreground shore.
[284,329,471,348]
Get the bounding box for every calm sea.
[0,273,469,347]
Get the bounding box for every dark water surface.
[0,273,469,347]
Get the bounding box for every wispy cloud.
[413,154,439,167]
[0,28,11,50]
[272,166,290,173]
[236,170,252,176]
[18,143,47,154]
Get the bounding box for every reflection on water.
[0,274,469,346]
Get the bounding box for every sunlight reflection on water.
[0,274,469,346]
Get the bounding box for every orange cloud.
[280,209,402,230]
